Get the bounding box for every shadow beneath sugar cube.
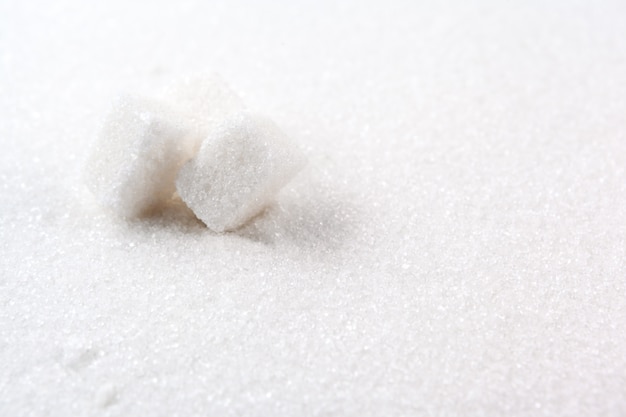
[135,196,206,233]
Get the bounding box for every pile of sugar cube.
[84,74,306,232]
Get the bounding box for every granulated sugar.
[1,1,625,416]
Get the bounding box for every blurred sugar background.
[1,0,626,415]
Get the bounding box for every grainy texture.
[1,0,626,416]
[84,96,191,218]
[176,112,306,232]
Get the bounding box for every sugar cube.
[176,112,307,232]
[84,96,192,218]
[161,73,244,151]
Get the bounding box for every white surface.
[177,112,306,232]
[85,96,190,218]
[1,1,626,416]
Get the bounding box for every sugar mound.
[176,112,307,232]
[4,1,626,415]
[161,73,244,150]
[84,96,191,218]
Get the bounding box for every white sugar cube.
[176,113,307,232]
[85,96,192,218]
[161,73,244,150]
